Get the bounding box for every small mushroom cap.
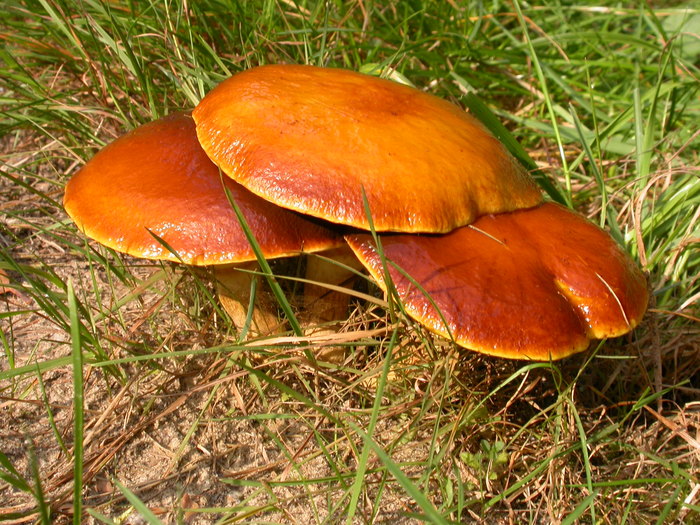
[192,64,542,233]
[346,203,648,360]
[64,112,343,265]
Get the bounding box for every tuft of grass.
[1,1,698,523]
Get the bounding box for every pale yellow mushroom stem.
[214,262,281,337]
[301,245,363,362]
[304,245,361,325]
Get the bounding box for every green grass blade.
[0,451,34,494]
[222,181,303,337]
[68,279,84,524]
[569,397,596,523]
[25,437,51,524]
[112,478,166,524]
[561,492,598,525]
[512,0,573,205]
[347,420,452,525]
[346,329,398,523]
[458,86,567,205]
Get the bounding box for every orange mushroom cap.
[192,64,542,233]
[346,203,648,360]
[63,112,343,265]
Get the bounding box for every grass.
[1,0,698,523]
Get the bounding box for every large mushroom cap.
[192,64,542,233]
[346,203,648,360]
[64,112,342,265]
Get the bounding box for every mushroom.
[190,63,546,343]
[63,111,343,336]
[192,64,543,233]
[189,64,647,359]
[346,203,649,360]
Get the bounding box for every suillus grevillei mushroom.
[192,64,542,233]
[63,111,343,336]
[65,65,648,360]
[346,203,648,360]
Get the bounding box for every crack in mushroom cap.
[345,203,648,360]
[63,112,343,265]
[192,64,543,233]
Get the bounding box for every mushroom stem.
[303,245,361,326]
[214,263,281,337]
[297,245,361,363]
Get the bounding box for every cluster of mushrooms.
[64,64,648,361]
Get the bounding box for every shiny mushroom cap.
[64,112,343,265]
[346,203,648,360]
[192,64,542,233]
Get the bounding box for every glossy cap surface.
[193,64,542,233]
[346,203,648,360]
[64,112,342,265]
